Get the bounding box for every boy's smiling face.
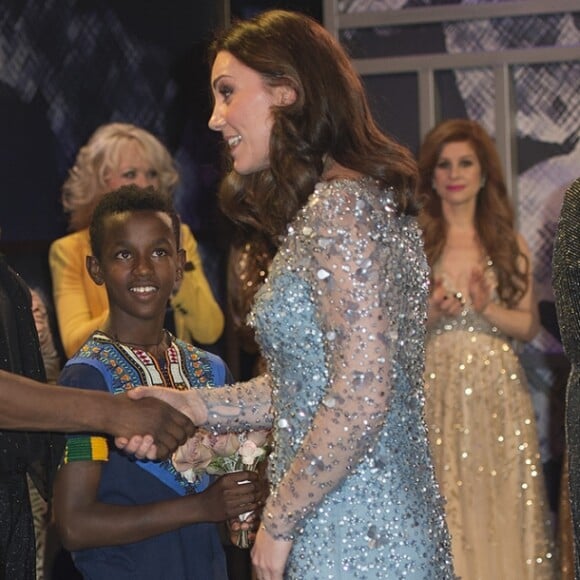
[87,209,184,336]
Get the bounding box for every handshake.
[114,385,204,461]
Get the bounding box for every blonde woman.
[50,122,224,357]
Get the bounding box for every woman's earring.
[480,175,487,189]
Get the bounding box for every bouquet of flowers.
[172,429,270,547]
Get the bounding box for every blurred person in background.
[49,122,224,358]
[418,118,555,579]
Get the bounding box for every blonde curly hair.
[62,122,179,231]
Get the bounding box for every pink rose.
[211,433,241,457]
[173,430,214,473]
[245,429,270,447]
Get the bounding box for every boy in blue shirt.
[53,185,264,579]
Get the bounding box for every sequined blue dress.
[248,177,454,579]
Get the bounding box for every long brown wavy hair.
[209,9,418,239]
[417,119,528,307]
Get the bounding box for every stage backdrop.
[0,0,228,328]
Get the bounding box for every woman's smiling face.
[208,51,281,176]
[432,140,483,209]
[104,141,160,192]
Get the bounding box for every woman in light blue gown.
[125,10,455,579]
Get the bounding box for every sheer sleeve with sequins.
[261,182,400,539]
[196,372,274,432]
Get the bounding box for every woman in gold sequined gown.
[418,119,556,579]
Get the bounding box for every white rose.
[238,440,265,465]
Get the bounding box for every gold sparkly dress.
[424,264,556,580]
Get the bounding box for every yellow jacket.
[49,224,224,357]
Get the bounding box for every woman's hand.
[116,434,157,460]
[126,385,208,425]
[115,387,204,460]
[111,394,196,460]
[428,278,464,323]
[469,267,492,313]
[251,525,293,580]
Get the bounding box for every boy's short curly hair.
[89,184,180,259]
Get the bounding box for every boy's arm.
[53,460,266,550]
[0,369,194,459]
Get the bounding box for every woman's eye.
[460,159,474,168]
[436,161,450,170]
[219,85,233,99]
[152,248,168,258]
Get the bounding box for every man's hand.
[112,395,195,460]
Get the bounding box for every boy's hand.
[113,395,196,460]
[228,510,261,545]
[201,471,268,522]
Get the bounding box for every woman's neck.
[442,201,476,230]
